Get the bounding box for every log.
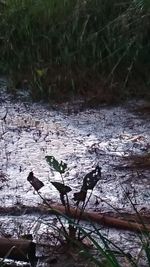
[0,204,149,233]
[0,238,36,265]
[48,204,150,233]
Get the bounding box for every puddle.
[0,78,150,265]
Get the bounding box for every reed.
[0,0,150,101]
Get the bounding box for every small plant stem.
[60,173,71,216]
[74,191,93,240]
[36,191,69,239]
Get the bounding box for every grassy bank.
[0,0,150,102]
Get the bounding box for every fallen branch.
[48,204,150,233]
[0,204,149,233]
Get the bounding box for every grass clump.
[0,0,150,102]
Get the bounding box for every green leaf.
[35,68,47,78]
[82,166,101,191]
[74,190,87,203]
[45,156,67,174]
[27,172,44,191]
[51,181,72,194]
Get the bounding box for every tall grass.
[0,0,150,101]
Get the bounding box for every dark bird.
[27,171,44,191]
